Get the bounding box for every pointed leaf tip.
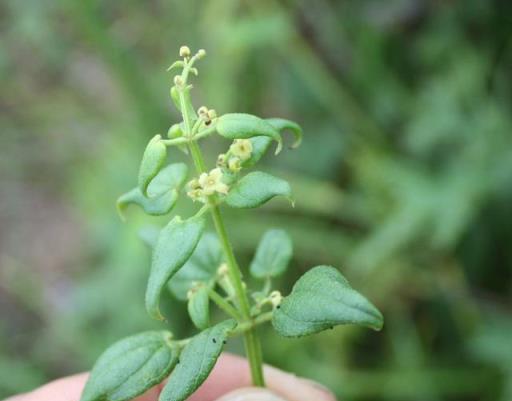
[266,118,303,149]
[272,265,383,337]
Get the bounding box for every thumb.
[213,366,337,401]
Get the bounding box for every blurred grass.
[1,0,512,400]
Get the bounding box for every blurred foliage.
[1,0,512,400]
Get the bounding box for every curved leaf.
[159,320,236,401]
[147,163,188,197]
[242,136,273,168]
[117,188,178,219]
[266,118,303,149]
[187,285,210,330]
[168,233,223,300]
[216,113,282,154]
[138,225,160,248]
[138,135,167,196]
[250,229,293,278]
[117,164,188,219]
[80,331,177,401]
[272,265,383,337]
[146,216,205,320]
[225,172,292,209]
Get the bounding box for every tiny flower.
[198,106,208,116]
[207,109,217,119]
[187,188,205,203]
[198,168,229,196]
[228,157,241,173]
[217,263,228,276]
[179,45,191,58]
[187,178,201,191]
[217,153,227,167]
[269,291,282,308]
[174,75,184,87]
[229,139,253,161]
[196,49,206,59]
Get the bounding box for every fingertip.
[264,365,337,401]
[214,388,287,401]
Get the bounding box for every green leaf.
[266,118,303,149]
[187,285,210,330]
[168,233,223,300]
[138,226,160,248]
[117,188,177,219]
[80,331,178,401]
[147,163,188,197]
[146,216,205,320]
[242,136,273,168]
[250,229,293,278]
[117,164,188,219]
[159,320,236,401]
[272,265,383,337]
[225,171,292,209]
[138,135,167,196]
[216,113,282,154]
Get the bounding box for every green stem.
[176,59,265,386]
[209,289,243,321]
[188,141,265,386]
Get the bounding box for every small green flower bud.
[196,49,206,59]
[217,153,227,167]
[174,75,184,87]
[179,45,191,58]
[228,157,241,173]
[167,123,183,139]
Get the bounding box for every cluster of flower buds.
[217,139,253,174]
[186,168,229,203]
[198,106,217,126]
[179,46,206,60]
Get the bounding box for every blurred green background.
[1,0,512,400]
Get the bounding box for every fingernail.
[215,387,288,401]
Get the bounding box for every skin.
[5,353,336,401]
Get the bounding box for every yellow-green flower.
[229,139,253,161]
[228,157,242,173]
[198,168,229,195]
